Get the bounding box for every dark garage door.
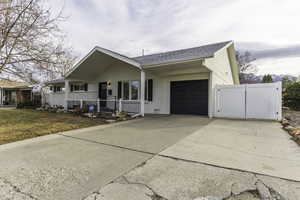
[170,80,208,115]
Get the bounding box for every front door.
[99,82,107,107]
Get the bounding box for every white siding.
[205,47,234,85]
[45,82,98,106]
[46,92,65,107]
[205,47,235,117]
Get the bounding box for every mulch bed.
[282,109,300,146]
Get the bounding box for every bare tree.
[236,51,259,83]
[0,0,76,83]
[236,51,257,74]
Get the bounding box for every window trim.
[122,81,130,100]
[145,79,153,102]
[131,80,140,100]
[117,79,153,101]
[119,80,140,101]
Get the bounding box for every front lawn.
[0,108,106,145]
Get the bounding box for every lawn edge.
[0,118,143,151]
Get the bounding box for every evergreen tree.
[262,74,273,83]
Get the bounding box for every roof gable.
[65,46,141,78]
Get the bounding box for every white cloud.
[46,0,300,76]
[254,57,300,76]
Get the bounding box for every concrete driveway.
[1,115,300,200]
[83,119,300,200]
[161,119,300,181]
[0,115,211,200]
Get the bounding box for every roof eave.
[211,40,233,57]
[141,57,208,69]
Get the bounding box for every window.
[118,80,143,100]
[70,83,88,92]
[56,86,62,92]
[131,81,139,100]
[123,81,129,100]
[50,85,64,93]
[117,81,122,99]
[145,79,153,101]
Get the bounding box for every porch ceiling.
[67,47,141,81]
[144,60,210,76]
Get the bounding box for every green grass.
[0,108,106,145]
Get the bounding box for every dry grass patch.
[0,108,106,145]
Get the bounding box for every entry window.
[123,81,130,100]
[70,83,88,92]
[131,81,139,100]
[118,80,141,100]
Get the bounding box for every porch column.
[140,70,145,116]
[64,80,69,110]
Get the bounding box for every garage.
[170,80,209,115]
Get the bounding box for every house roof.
[62,40,239,84]
[133,41,232,67]
[45,78,65,84]
[0,80,30,88]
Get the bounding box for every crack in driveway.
[121,176,168,200]
[0,177,38,200]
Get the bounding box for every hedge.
[283,82,300,110]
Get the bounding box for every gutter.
[142,57,208,69]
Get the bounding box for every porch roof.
[45,78,65,85]
[65,47,141,80]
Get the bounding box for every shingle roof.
[133,41,232,67]
[45,78,65,84]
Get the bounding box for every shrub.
[283,82,300,110]
[16,101,36,109]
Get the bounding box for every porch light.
[107,81,112,88]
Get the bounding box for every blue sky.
[47,0,300,76]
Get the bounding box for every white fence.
[214,82,282,121]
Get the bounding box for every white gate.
[214,82,282,121]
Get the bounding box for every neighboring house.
[45,41,239,117]
[0,80,34,106]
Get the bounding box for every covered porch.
[0,87,33,106]
[63,47,147,116]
